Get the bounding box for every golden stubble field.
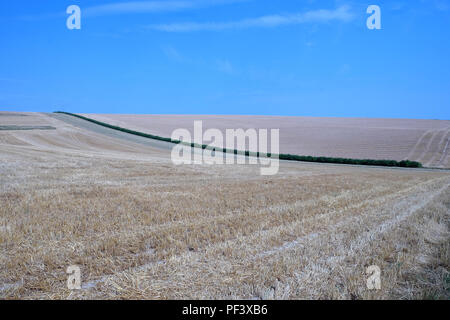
[0,112,449,299]
[82,113,450,168]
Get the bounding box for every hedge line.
[54,111,423,168]
[277,154,421,168]
[55,111,177,143]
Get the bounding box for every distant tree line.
[54,111,423,168]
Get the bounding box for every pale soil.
[82,113,450,168]
[0,112,449,299]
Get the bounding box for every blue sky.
[0,0,449,119]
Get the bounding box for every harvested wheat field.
[0,112,449,299]
[82,114,450,168]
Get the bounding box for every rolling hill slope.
[82,114,450,168]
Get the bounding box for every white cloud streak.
[84,1,193,16]
[14,0,246,21]
[162,46,184,61]
[216,59,235,74]
[148,5,355,32]
[84,0,247,17]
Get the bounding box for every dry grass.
[82,113,450,168]
[0,112,449,299]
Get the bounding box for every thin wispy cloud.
[84,1,193,16]
[13,0,248,21]
[216,59,235,74]
[162,46,184,62]
[148,5,355,32]
[84,0,247,17]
